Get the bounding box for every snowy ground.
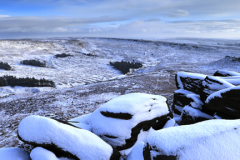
[0,37,240,150]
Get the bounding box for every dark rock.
[213,70,240,77]
[116,113,172,151]
[143,143,177,160]
[172,89,204,115]
[175,72,206,94]
[200,76,234,101]
[100,111,133,120]
[205,86,240,118]
[179,106,213,125]
[213,112,235,119]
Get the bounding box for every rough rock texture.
[179,105,213,125]
[143,119,240,160]
[200,76,234,101]
[70,93,172,154]
[18,115,120,160]
[175,72,206,94]
[213,70,240,77]
[172,89,204,115]
[205,86,240,118]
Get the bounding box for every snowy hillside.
[0,37,240,158]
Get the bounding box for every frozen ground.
[0,37,240,150]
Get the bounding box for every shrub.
[54,53,73,58]
[0,76,55,87]
[83,53,97,57]
[20,59,46,67]
[110,60,143,74]
[0,62,11,70]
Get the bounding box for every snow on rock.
[162,119,176,129]
[69,93,172,154]
[213,70,240,77]
[219,76,240,86]
[144,119,240,160]
[200,76,234,101]
[0,147,31,160]
[126,142,145,160]
[18,115,120,160]
[30,147,59,160]
[172,89,203,115]
[205,86,240,118]
[30,147,74,160]
[179,105,213,125]
[175,72,206,94]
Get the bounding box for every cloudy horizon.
[1,0,240,39]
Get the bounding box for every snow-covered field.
[0,37,240,153]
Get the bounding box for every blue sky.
[0,0,240,39]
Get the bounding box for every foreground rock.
[213,70,240,77]
[69,93,172,155]
[172,89,203,115]
[205,86,240,118]
[0,147,30,160]
[179,105,213,125]
[175,72,206,94]
[18,115,120,160]
[30,147,72,160]
[143,119,240,160]
[200,76,234,101]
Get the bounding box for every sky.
[0,0,240,39]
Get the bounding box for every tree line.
[0,76,55,87]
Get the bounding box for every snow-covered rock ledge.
[173,70,240,124]
[18,115,120,160]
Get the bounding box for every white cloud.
[165,10,189,18]
[0,15,10,18]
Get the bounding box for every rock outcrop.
[69,93,172,155]
[18,115,120,160]
[205,86,240,118]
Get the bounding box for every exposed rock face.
[179,105,213,125]
[213,70,240,77]
[175,72,206,94]
[172,89,203,115]
[18,115,120,160]
[205,86,240,118]
[200,76,234,101]
[143,119,240,160]
[70,93,172,155]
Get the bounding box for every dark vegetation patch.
[110,60,143,74]
[0,76,55,87]
[0,62,11,70]
[20,59,46,67]
[82,53,97,57]
[54,53,73,58]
